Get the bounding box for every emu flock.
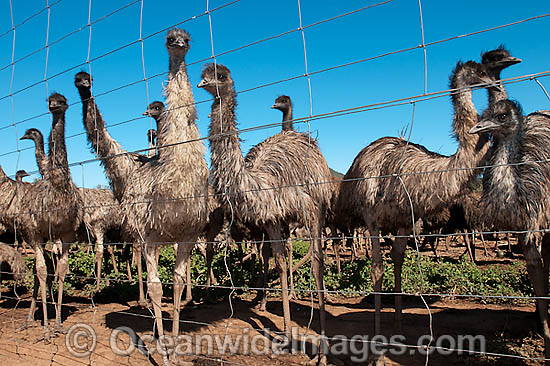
[1,27,549,365]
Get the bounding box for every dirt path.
[0,289,543,366]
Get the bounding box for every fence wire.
[1,1,550,365]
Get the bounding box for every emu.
[469,99,550,362]
[198,63,334,361]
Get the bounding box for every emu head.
[481,46,521,77]
[469,99,522,136]
[143,101,166,123]
[20,128,44,143]
[48,93,68,115]
[74,71,92,90]
[272,95,292,112]
[197,63,233,96]
[166,28,191,56]
[15,170,29,181]
[451,61,498,90]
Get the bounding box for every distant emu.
[15,170,29,182]
[271,95,293,131]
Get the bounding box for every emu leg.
[259,238,270,311]
[183,246,193,307]
[287,238,295,299]
[123,243,133,281]
[34,244,50,341]
[480,231,488,257]
[142,242,169,365]
[347,233,357,261]
[392,229,407,333]
[370,230,383,335]
[135,243,146,307]
[173,241,193,337]
[26,264,39,323]
[204,242,215,301]
[334,236,342,276]
[107,244,118,274]
[54,241,69,331]
[95,238,104,291]
[311,221,328,361]
[521,236,550,364]
[464,230,475,262]
[268,225,291,342]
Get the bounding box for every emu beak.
[271,104,276,109]
[81,79,90,88]
[142,111,150,116]
[499,56,522,68]
[469,119,500,134]
[22,172,29,177]
[197,79,207,88]
[20,134,28,140]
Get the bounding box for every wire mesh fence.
[0,0,549,365]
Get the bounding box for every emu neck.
[487,70,508,106]
[32,134,49,178]
[168,51,186,79]
[48,112,70,186]
[445,68,490,195]
[281,106,293,132]
[208,91,245,196]
[160,57,202,164]
[484,126,523,226]
[79,92,134,200]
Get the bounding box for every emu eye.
[217,74,225,81]
[497,114,507,121]
[167,37,175,43]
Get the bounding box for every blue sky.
[0,0,548,188]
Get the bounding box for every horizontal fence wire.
[0,10,547,134]
[1,70,549,179]
[2,1,550,365]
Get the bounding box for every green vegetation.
[7,240,533,305]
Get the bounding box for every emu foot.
[182,297,194,308]
[308,353,327,366]
[17,318,39,331]
[255,297,267,312]
[52,322,67,334]
[137,298,150,308]
[35,326,55,344]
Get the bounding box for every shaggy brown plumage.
[75,28,209,356]
[334,60,494,335]
[198,63,333,347]
[21,127,127,292]
[0,242,27,281]
[5,93,83,338]
[470,99,550,360]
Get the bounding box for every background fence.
[0,0,549,365]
